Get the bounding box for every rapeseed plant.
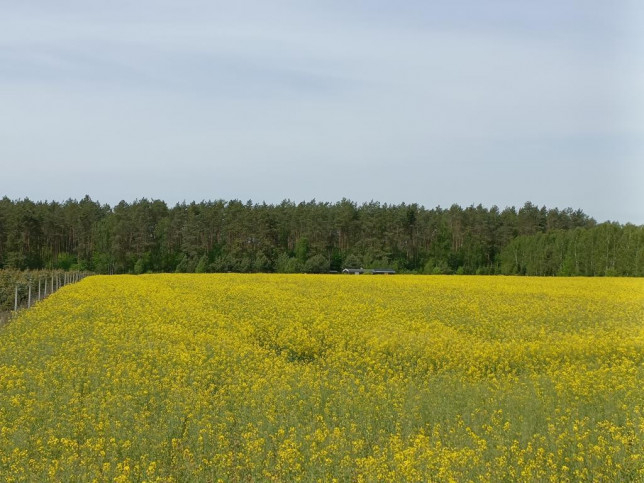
[0,274,642,481]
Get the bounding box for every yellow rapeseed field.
[1,274,643,482]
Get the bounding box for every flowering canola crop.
[0,274,643,482]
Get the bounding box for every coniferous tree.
[0,196,640,276]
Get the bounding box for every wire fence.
[0,269,91,326]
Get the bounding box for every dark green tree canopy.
[0,196,640,276]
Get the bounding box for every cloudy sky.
[1,1,643,223]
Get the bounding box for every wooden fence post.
[28,283,32,308]
[38,277,42,301]
[14,285,18,311]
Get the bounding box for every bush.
[304,254,329,274]
[343,254,362,269]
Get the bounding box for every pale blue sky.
[1,1,643,223]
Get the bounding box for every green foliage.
[238,257,252,273]
[0,196,640,276]
[253,252,272,272]
[4,252,27,270]
[304,254,329,273]
[497,224,644,276]
[210,254,236,273]
[175,255,192,273]
[92,253,111,274]
[276,255,302,274]
[55,253,76,270]
[343,254,362,269]
[295,237,309,263]
[329,249,343,272]
[195,255,209,274]
[133,258,146,275]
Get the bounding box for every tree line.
[0,196,641,276]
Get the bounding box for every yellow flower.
[0,274,642,481]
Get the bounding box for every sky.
[1,1,643,224]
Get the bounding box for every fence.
[0,270,91,325]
